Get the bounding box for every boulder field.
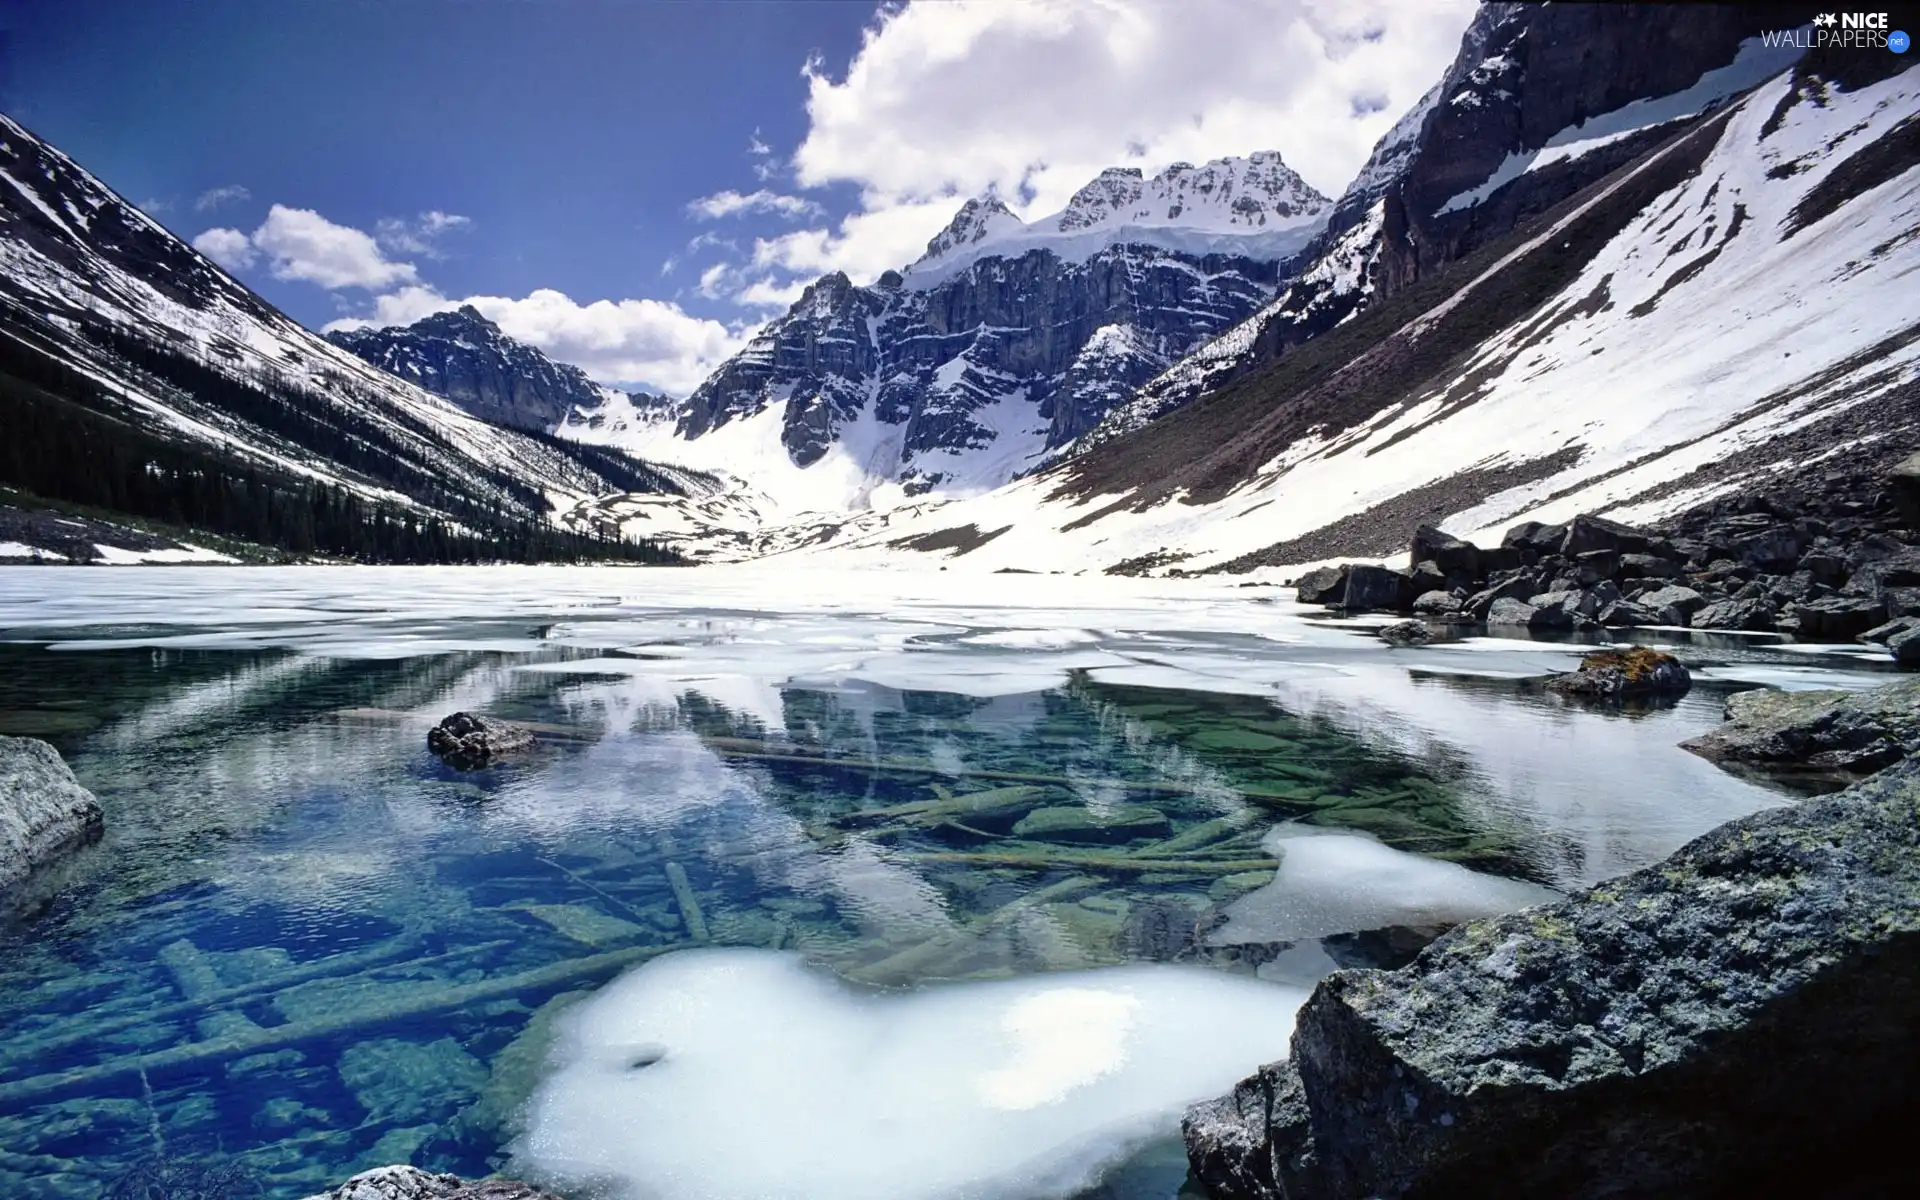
[1289,458,1920,661]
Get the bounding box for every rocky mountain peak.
[921,196,1023,262]
[326,306,603,433]
[1058,168,1148,230]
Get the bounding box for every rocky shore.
[1292,454,1920,658]
[1184,679,1920,1198]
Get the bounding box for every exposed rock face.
[1185,757,1920,1199]
[1544,647,1691,699]
[301,1165,560,1200]
[1100,3,1799,438]
[426,712,536,770]
[0,735,104,890]
[327,306,609,433]
[584,152,1331,494]
[1680,679,1920,774]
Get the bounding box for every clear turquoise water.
[0,568,1877,1199]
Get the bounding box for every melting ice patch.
[518,949,1306,1200]
[1208,825,1558,946]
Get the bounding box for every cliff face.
[1092,2,1807,445]
[648,153,1329,495]
[326,306,605,433]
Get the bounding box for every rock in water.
[1377,619,1435,647]
[427,712,536,770]
[1680,678,1920,773]
[1184,758,1920,1199]
[0,734,104,890]
[1544,647,1691,699]
[302,1166,561,1200]
[1294,565,1349,605]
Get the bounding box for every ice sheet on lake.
[518,948,1307,1200]
[1209,825,1558,946]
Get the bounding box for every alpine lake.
[0,566,1895,1200]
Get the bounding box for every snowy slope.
[774,61,1919,576]
[0,112,690,541]
[1083,6,1810,452]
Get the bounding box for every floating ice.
[517,948,1307,1200]
[1208,825,1558,946]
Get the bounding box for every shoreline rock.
[1288,452,1920,659]
[1680,677,1920,774]
[1184,756,1920,1198]
[427,712,536,770]
[1,734,104,892]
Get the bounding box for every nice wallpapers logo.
[1763,12,1910,51]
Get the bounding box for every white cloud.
[688,189,824,221]
[765,0,1475,282]
[748,129,773,156]
[696,262,738,299]
[194,184,251,212]
[251,204,420,290]
[192,226,256,271]
[735,276,809,310]
[327,286,750,397]
[375,210,473,256]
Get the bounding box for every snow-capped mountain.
[0,112,696,560]
[325,305,614,433]
[560,154,1329,511]
[772,35,1919,576]
[1083,2,1813,447]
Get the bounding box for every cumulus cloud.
[248,204,420,290]
[688,189,824,221]
[735,276,809,311]
[194,184,251,212]
[760,0,1474,282]
[375,210,473,256]
[192,226,257,271]
[326,286,749,396]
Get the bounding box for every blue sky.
[1,0,1475,394]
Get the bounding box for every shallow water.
[0,566,1894,1199]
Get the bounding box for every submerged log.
[0,943,672,1108]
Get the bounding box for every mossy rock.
[1011,805,1172,845]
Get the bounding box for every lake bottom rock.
[301,1165,561,1200]
[427,712,536,770]
[1184,757,1920,1198]
[0,734,104,891]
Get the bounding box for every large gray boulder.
[1680,679,1920,773]
[1,735,104,891]
[1341,565,1412,613]
[302,1167,561,1200]
[1294,565,1349,606]
[1184,758,1920,1199]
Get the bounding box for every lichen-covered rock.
[302,1166,562,1200]
[1,734,104,891]
[1544,647,1691,699]
[1186,758,1920,1199]
[426,712,536,770]
[1681,678,1920,773]
[1378,619,1436,647]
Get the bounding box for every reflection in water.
[0,581,1853,1199]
